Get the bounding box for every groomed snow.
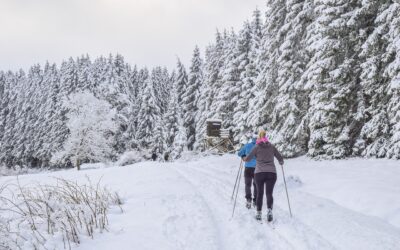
[1,154,399,250]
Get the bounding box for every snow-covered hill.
[1,154,400,250]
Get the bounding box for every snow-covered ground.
[1,154,400,250]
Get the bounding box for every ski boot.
[267,208,273,222]
[255,210,262,221]
[246,199,252,209]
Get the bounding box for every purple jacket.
[244,141,284,174]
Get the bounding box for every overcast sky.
[0,0,266,72]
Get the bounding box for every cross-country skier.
[244,129,284,222]
[238,132,258,209]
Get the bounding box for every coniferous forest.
[1,0,400,169]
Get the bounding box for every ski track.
[172,159,400,250]
[172,163,335,250]
[162,172,223,250]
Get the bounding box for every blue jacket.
[238,139,256,168]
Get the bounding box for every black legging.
[244,167,257,202]
[254,172,277,211]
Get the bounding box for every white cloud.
[0,0,265,71]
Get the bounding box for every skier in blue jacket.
[238,132,258,209]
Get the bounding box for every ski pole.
[231,161,244,218]
[231,160,243,201]
[280,164,293,217]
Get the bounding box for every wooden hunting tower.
[203,119,234,154]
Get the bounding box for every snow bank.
[116,150,145,166]
[284,156,400,228]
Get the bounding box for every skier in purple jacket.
[244,129,284,222]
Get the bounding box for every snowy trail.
[172,161,335,250]
[170,155,400,250]
[2,154,400,250]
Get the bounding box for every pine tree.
[385,2,400,158]
[303,0,363,159]
[182,46,203,150]
[357,1,392,157]
[135,77,161,148]
[267,0,314,157]
[247,0,287,130]
[195,31,224,150]
[233,10,264,141]
[210,29,238,130]
[170,115,187,160]
[175,59,188,106]
[162,83,181,154]
[59,58,78,95]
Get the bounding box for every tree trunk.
[76,159,81,171]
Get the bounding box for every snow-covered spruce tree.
[39,63,67,166]
[194,31,224,150]
[76,54,92,91]
[128,67,150,146]
[0,72,13,166]
[124,65,140,149]
[162,82,181,154]
[233,9,263,141]
[12,65,39,167]
[302,0,364,159]
[385,2,400,159]
[28,63,56,167]
[210,29,238,131]
[170,113,187,160]
[152,66,171,114]
[0,71,5,141]
[59,57,78,95]
[175,59,188,106]
[135,77,162,149]
[0,72,19,166]
[247,0,287,131]
[52,91,117,169]
[6,71,28,167]
[99,54,135,154]
[356,1,392,157]
[267,0,314,157]
[182,46,203,150]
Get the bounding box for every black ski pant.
[255,172,277,211]
[244,167,257,202]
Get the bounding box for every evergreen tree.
[162,83,181,154]
[135,77,161,148]
[247,0,287,130]
[182,46,203,150]
[233,10,264,140]
[357,1,392,157]
[210,29,238,130]
[175,59,188,105]
[385,2,400,158]
[303,0,363,159]
[195,31,224,149]
[268,0,314,157]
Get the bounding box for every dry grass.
[0,176,123,250]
